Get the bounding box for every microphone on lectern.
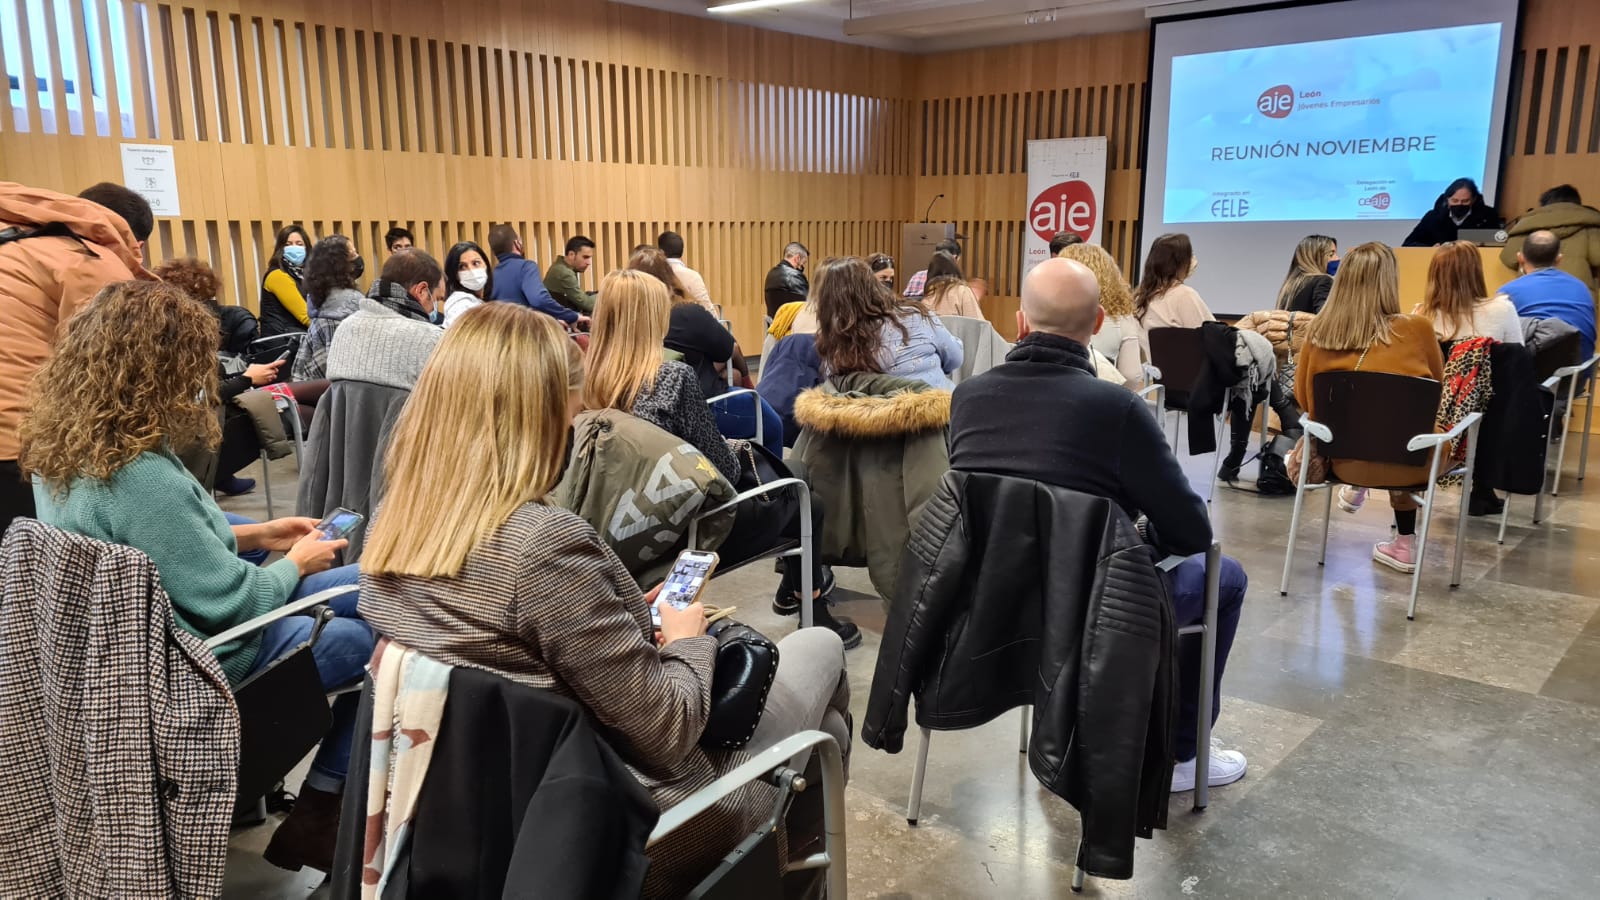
[922,194,945,223]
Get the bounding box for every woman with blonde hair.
[1414,240,1524,344]
[359,302,851,896]
[1276,235,1338,313]
[587,270,858,645]
[1294,242,1445,573]
[21,280,371,873]
[1057,241,1144,384]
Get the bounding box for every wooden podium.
[1394,245,1516,303]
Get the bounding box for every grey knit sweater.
[325,298,443,390]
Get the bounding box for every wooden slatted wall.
[910,29,1148,335]
[0,0,916,348]
[1500,0,1600,217]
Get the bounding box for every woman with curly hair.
[292,234,366,381]
[1056,242,1145,385]
[260,223,312,337]
[20,280,373,873]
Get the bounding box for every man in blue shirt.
[1501,229,1597,362]
[486,224,588,329]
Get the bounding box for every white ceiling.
[614,0,1283,53]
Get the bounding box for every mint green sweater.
[33,450,300,683]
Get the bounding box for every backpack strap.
[0,222,85,250]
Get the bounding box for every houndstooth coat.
[0,519,240,898]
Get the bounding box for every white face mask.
[459,268,488,292]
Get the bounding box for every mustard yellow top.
[262,267,309,326]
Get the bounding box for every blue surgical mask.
[1326,259,1340,276]
[282,245,306,266]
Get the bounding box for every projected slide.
[1163,24,1503,224]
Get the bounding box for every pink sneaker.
[1373,535,1416,573]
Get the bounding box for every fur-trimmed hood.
[793,373,951,438]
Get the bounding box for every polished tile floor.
[220,436,1600,899]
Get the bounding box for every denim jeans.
[227,513,372,791]
[712,392,785,456]
[224,512,271,566]
[1163,553,1247,762]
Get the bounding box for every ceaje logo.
[1359,192,1392,210]
[1257,84,1295,119]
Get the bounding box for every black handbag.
[700,618,779,750]
[733,440,790,495]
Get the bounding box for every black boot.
[1217,442,1248,484]
[262,783,342,873]
[1468,484,1505,517]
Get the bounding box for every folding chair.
[902,543,1225,893]
[686,477,815,627]
[1146,327,1243,503]
[1279,372,1482,620]
[247,332,304,371]
[203,585,358,811]
[1548,353,1599,496]
[255,394,308,519]
[651,730,848,899]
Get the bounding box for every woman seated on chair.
[920,251,984,318]
[19,280,373,874]
[813,256,963,390]
[1415,240,1525,346]
[1294,242,1445,574]
[587,270,858,646]
[628,247,782,453]
[155,256,284,498]
[1057,241,1145,385]
[357,303,852,897]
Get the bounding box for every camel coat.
[1294,314,1444,490]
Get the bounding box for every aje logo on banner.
[1023,137,1107,279]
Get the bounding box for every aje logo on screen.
[1257,84,1295,118]
[1029,180,1098,242]
[1359,192,1392,210]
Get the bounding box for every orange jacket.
[0,181,152,459]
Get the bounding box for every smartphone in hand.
[314,507,365,541]
[650,549,719,626]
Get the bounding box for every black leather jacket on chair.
[863,471,1176,879]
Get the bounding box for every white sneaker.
[1337,486,1368,514]
[1171,741,1248,792]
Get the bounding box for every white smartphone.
[650,549,719,626]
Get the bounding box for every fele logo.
[1029,180,1098,243]
[1257,84,1295,119]
[1358,192,1392,210]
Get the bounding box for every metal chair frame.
[707,388,764,447]
[687,477,815,628]
[1279,409,1483,621]
[649,730,848,899]
[1547,353,1598,497]
[257,394,308,520]
[897,544,1224,893]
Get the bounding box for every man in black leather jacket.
[763,241,810,317]
[947,258,1250,795]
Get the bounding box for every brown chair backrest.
[1312,371,1440,468]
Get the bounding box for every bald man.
[948,258,1250,795]
[1501,229,1596,363]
